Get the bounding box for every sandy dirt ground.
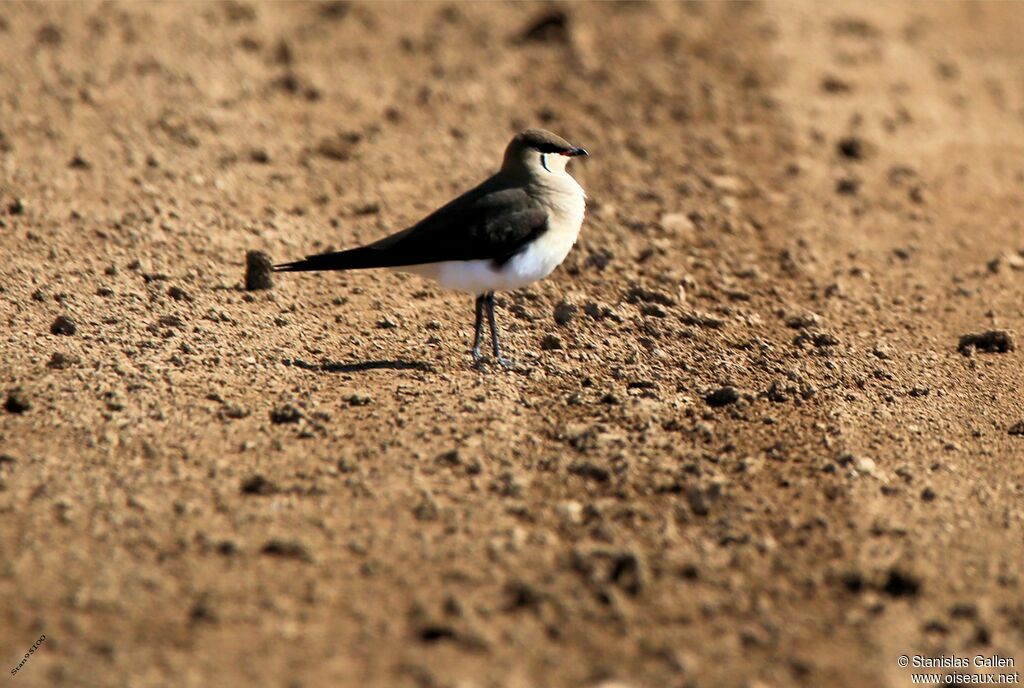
[3,2,1024,687]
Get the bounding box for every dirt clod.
[167,286,192,301]
[46,352,81,369]
[837,136,867,160]
[569,461,611,483]
[883,568,922,598]
[269,404,302,424]
[553,301,576,325]
[518,10,569,44]
[50,315,77,336]
[958,330,1015,355]
[705,386,740,407]
[4,388,30,414]
[245,250,273,290]
[625,286,675,306]
[241,474,277,495]
[316,132,361,162]
[260,539,312,562]
[540,334,563,350]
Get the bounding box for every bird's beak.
[566,147,589,157]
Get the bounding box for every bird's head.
[502,128,588,177]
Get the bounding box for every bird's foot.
[469,353,528,373]
[496,356,530,373]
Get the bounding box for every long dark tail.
[274,246,396,273]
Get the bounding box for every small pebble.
[245,250,274,290]
[4,388,30,414]
[260,539,312,562]
[855,457,877,475]
[705,386,739,407]
[167,286,191,301]
[269,404,302,424]
[553,301,576,326]
[556,500,584,525]
[958,330,1014,355]
[540,334,563,350]
[50,315,77,336]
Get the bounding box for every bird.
[275,128,589,368]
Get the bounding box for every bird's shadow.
[283,358,435,374]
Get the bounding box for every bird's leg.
[472,294,486,364]
[484,291,515,368]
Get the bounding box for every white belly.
[406,238,572,293]
[399,181,585,294]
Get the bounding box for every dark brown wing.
[275,176,549,272]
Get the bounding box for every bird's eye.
[540,153,551,172]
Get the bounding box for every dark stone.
[260,539,312,562]
[319,1,351,19]
[540,334,563,350]
[219,404,248,420]
[639,304,666,318]
[269,404,302,424]
[36,23,63,46]
[609,552,644,596]
[841,570,864,593]
[316,132,361,162]
[241,474,276,495]
[705,386,740,407]
[517,10,569,43]
[245,250,274,290]
[418,625,458,643]
[189,601,217,624]
[625,285,675,306]
[837,136,865,160]
[436,450,461,467]
[249,148,270,164]
[50,315,77,336]
[4,388,30,414]
[958,330,1015,355]
[568,461,610,483]
[167,286,191,301]
[883,568,921,598]
[553,301,576,326]
[836,178,860,195]
[68,152,90,169]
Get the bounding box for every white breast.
[402,173,586,294]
